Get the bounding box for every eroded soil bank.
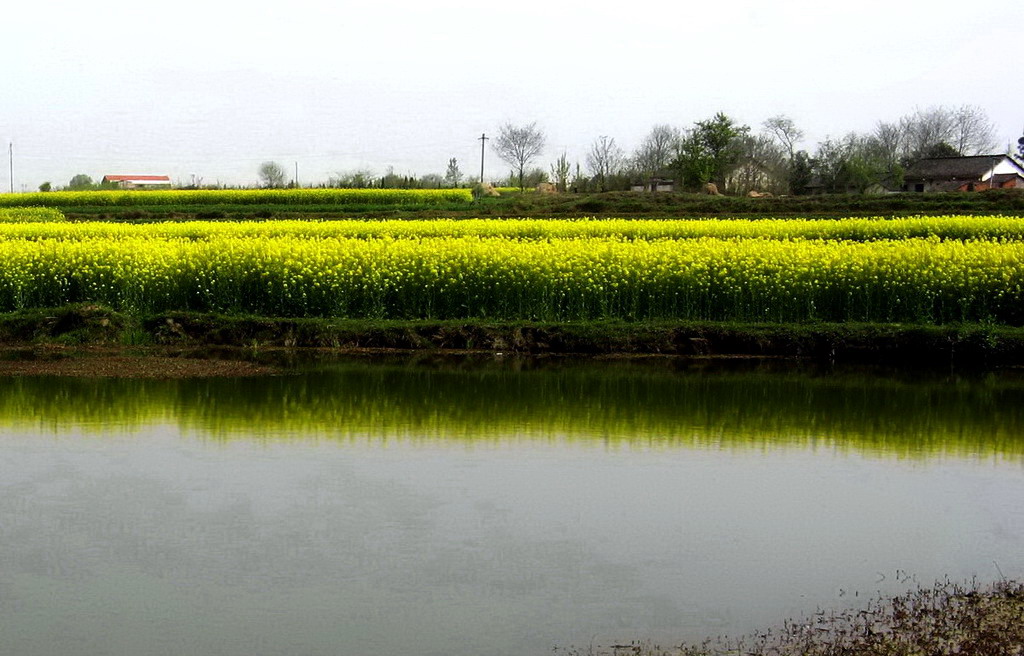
[0,346,284,378]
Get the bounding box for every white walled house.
[101,175,173,189]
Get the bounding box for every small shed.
[630,178,675,193]
[102,175,173,190]
[902,155,1024,192]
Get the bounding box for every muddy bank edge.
[2,304,1024,368]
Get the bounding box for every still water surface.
[1,356,1023,655]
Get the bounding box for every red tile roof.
[102,175,171,182]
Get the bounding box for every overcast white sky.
[3,0,1022,189]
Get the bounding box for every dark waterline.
[0,356,1022,655]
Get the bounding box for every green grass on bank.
[3,305,1024,367]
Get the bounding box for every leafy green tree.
[672,112,749,190]
[504,167,549,188]
[68,174,93,190]
[419,173,444,189]
[788,151,813,195]
[921,142,960,158]
[38,181,52,192]
[842,150,888,193]
[526,167,550,187]
[379,167,404,188]
[674,132,716,189]
[813,134,889,193]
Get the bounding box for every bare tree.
[871,120,910,183]
[632,124,681,181]
[813,132,890,194]
[873,121,906,163]
[726,133,788,195]
[444,157,462,188]
[570,161,586,193]
[897,106,999,161]
[493,122,546,190]
[586,136,625,192]
[762,114,804,159]
[330,169,374,188]
[950,104,997,156]
[258,161,287,188]
[550,152,571,192]
[902,106,957,158]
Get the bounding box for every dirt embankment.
[0,347,282,378]
[2,304,1024,374]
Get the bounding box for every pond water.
[1,355,1023,656]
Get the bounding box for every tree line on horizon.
[487,104,1007,196]
[317,104,1008,195]
[44,104,1010,195]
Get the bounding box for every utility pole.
[478,133,488,184]
[294,162,299,188]
[8,143,12,194]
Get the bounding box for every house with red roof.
[101,175,172,190]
